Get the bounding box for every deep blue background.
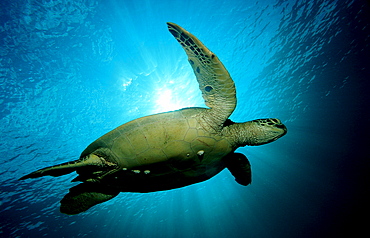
[1,0,369,237]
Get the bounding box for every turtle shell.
[75,107,233,190]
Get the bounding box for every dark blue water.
[1,0,369,237]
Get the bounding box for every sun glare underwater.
[1,0,369,238]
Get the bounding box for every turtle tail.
[19,154,103,180]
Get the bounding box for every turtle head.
[229,118,287,146]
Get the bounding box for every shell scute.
[136,148,168,165]
[184,128,198,142]
[162,140,192,160]
[140,123,167,149]
[126,128,149,154]
[185,117,198,129]
[111,135,135,158]
[163,118,189,141]
[190,136,216,153]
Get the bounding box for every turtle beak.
[275,123,287,135]
[272,122,287,141]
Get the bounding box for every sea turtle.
[20,22,287,215]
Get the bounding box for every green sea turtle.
[20,22,287,215]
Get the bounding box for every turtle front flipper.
[60,183,119,215]
[167,23,236,127]
[224,153,252,186]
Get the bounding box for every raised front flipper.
[167,23,236,128]
[224,153,252,186]
[60,183,119,215]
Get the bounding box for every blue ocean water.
[1,0,369,237]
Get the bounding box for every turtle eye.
[275,124,286,129]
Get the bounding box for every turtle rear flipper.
[224,153,252,186]
[19,161,80,180]
[19,154,116,180]
[60,183,119,215]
